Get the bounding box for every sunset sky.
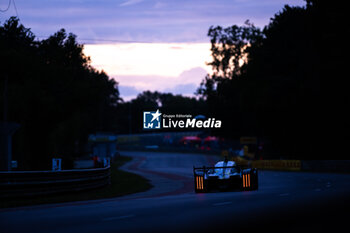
[1,0,305,100]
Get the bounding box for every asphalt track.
[1,151,350,233]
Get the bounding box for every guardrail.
[0,166,111,198]
[252,160,301,171]
[250,160,350,173]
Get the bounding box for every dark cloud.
[165,83,198,95]
[178,67,207,83]
[118,85,140,100]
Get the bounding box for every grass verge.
[1,156,152,209]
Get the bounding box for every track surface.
[1,151,350,233]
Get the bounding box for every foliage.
[207,20,263,80]
[0,17,120,169]
[197,1,344,159]
[116,91,207,134]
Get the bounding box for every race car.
[193,158,258,193]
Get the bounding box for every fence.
[0,166,111,198]
[252,160,301,171]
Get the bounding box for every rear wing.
[193,165,257,192]
[193,166,239,192]
[193,165,246,175]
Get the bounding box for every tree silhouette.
[0,17,120,170]
[115,91,207,134]
[197,1,344,159]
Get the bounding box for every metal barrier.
[252,160,301,171]
[0,166,111,198]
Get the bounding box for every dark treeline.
[115,91,207,134]
[0,18,121,170]
[0,0,347,169]
[197,0,347,159]
[0,18,205,169]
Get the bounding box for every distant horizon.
[83,42,211,101]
